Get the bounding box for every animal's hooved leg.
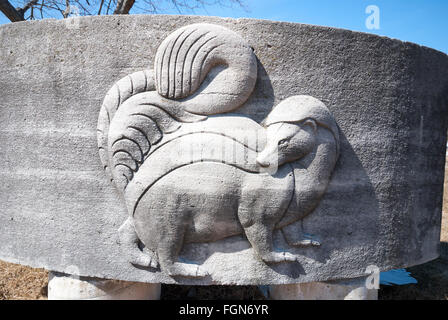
[291,239,321,247]
[281,229,321,248]
[166,263,209,278]
[118,217,159,268]
[262,251,298,263]
[134,248,158,268]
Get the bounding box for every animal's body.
[134,162,294,276]
[128,106,339,277]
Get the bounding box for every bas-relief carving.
[97,23,340,278]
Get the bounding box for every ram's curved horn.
[154,23,258,115]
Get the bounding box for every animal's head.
[256,95,339,168]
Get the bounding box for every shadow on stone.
[239,56,275,123]
[441,241,448,260]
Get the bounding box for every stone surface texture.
[0,15,447,285]
[269,277,378,300]
[48,272,161,300]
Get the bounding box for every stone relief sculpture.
[97,23,340,277]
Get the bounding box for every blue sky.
[1,0,447,54]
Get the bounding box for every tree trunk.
[113,0,135,14]
[0,0,24,22]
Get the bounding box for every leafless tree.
[0,0,245,22]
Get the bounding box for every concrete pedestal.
[0,16,447,286]
[48,272,161,300]
[269,277,378,300]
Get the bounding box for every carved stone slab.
[0,15,447,285]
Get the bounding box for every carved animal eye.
[278,139,289,146]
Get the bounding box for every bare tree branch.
[18,0,38,16]
[0,0,25,21]
[114,0,134,14]
[2,0,246,22]
[38,0,43,18]
[62,0,70,17]
[105,0,112,14]
[97,0,104,14]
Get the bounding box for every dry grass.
[1,159,448,300]
[379,255,448,300]
[0,260,48,300]
[379,211,448,300]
